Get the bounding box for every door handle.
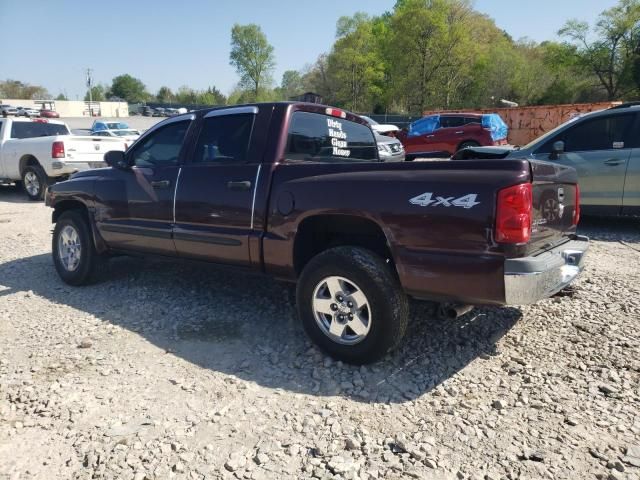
[150,180,170,189]
[604,159,624,166]
[455,131,464,134]
[426,135,435,138]
[227,180,252,191]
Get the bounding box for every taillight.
[51,141,65,159]
[325,107,347,119]
[573,184,580,226]
[495,183,532,243]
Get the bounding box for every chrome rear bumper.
[504,236,589,305]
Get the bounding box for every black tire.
[297,246,409,364]
[458,140,480,151]
[52,210,104,286]
[22,165,48,201]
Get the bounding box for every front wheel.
[297,247,409,364]
[52,210,104,285]
[22,165,48,201]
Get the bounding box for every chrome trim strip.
[172,167,182,225]
[205,106,259,118]
[127,114,195,151]
[250,164,262,230]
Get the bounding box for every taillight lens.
[495,183,532,243]
[573,184,580,226]
[51,141,65,159]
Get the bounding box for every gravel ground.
[0,185,639,480]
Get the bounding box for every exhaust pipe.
[438,304,474,320]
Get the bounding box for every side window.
[441,116,465,128]
[464,116,481,125]
[192,114,254,163]
[285,111,378,162]
[130,120,189,167]
[542,114,635,153]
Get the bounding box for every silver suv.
[454,103,640,216]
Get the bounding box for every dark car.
[46,102,587,364]
[453,103,640,216]
[140,106,154,117]
[397,113,509,160]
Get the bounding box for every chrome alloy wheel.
[24,171,40,196]
[312,276,372,345]
[57,225,82,272]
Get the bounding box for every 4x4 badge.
[409,192,480,209]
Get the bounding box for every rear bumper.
[503,236,589,305]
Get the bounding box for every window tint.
[286,111,378,162]
[464,116,481,125]
[10,122,69,139]
[192,113,254,163]
[130,120,189,167]
[440,116,465,128]
[538,114,635,153]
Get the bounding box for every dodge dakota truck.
[46,102,588,363]
[0,117,127,200]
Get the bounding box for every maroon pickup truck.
[46,102,588,364]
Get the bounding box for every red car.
[39,109,60,118]
[397,113,508,160]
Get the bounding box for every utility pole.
[86,68,93,116]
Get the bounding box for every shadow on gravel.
[578,215,640,243]
[0,252,522,403]
[0,184,31,203]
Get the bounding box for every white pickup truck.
[0,117,127,200]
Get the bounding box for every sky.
[0,0,619,100]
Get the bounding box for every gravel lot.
[0,186,639,480]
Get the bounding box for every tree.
[55,93,68,101]
[84,85,106,102]
[559,0,640,100]
[108,74,149,103]
[229,24,276,100]
[156,86,175,103]
[0,79,50,99]
[279,70,305,99]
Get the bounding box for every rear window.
[285,111,378,162]
[10,122,69,139]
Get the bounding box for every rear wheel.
[297,246,409,364]
[52,210,104,285]
[22,165,48,201]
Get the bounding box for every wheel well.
[293,215,395,276]
[52,200,89,224]
[19,155,40,176]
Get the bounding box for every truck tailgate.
[527,159,579,255]
[64,136,126,163]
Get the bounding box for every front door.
[532,112,635,211]
[173,107,262,267]
[96,117,192,255]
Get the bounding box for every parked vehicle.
[360,115,400,136]
[376,133,405,162]
[46,102,587,364]
[90,120,132,133]
[16,107,41,118]
[453,103,640,216]
[90,129,140,143]
[140,106,154,117]
[153,107,166,117]
[397,113,509,160]
[0,118,127,200]
[39,109,60,118]
[1,105,18,117]
[164,108,180,116]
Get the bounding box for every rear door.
[96,116,193,255]
[532,112,634,212]
[172,106,266,267]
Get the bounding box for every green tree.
[559,0,640,100]
[0,79,50,99]
[229,24,276,101]
[84,85,106,102]
[156,86,175,103]
[55,93,68,101]
[108,74,149,103]
[280,70,305,99]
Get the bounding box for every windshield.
[360,115,378,126]
[106,122,130,130]
[521,114,585,150]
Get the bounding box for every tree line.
[3,0,639,114]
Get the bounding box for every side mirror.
[104,150,130,170]
[549,140,565,160]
